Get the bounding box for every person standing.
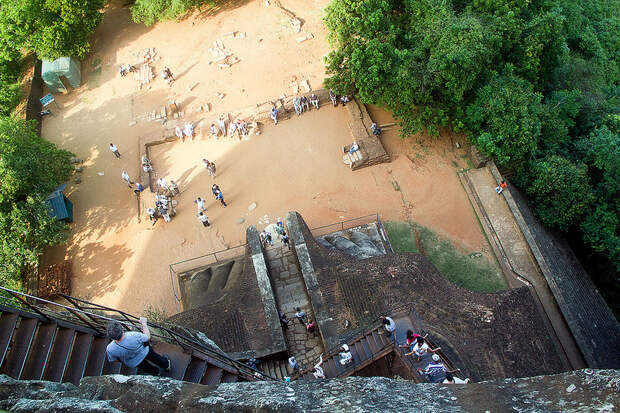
[157,177,168,192]
[121,171,133,188]
[133,182,145,196]
[309,93,319,110]
[293,96,302,116]
[207,161,217,178]
[294,307,307,324]
[282,233,290,249]
[216,189,227,207]
[169,180,179,196]
[194,197,206,213]
[175,125,184,142]
[105,319,171,376]
[217,115,227,136]
[210,123,218,139]
[270,107,278,125]
[288,356,300,371]
[300,95,309,112]
[198,212,210,227]
[146,207,157,225]
[109,143,121,159]
[183,122,194,141]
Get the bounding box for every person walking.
[121,171,133,188]
[198,212,210,227]
[157,177,168,192]
[211,184,220,199]
[194,197,206,213]
[293,96,302,116]
[312,355,325,379]
[109,143,121,159]
[300,95,309,112]
[294,307,307,324]
[216,189,227,207]
[133,183,145,196]
[380,316,397,339]
[207,161,216,178]
[210,123,218,139]
[105,319,171,376]
[282,233,290,249]
[162,67,174,85]
[288,356,300,371]
[146,207,157,225]
[270,107,278,125]
[183,122,194,141]
[169,180,179,196]
[309,93,319,110]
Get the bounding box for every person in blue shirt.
[106,318,171,376]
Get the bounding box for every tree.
[131,0,209,26]
[0,0,105,60]
[525,155,594,231]
[465,71,542,166]
[0,118,73,290]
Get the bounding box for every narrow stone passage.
[265,244,324,368]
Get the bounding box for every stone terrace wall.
[488,163,620,369]
[287,211,567,381]
[168,243,282,359]
[1,370,618,412]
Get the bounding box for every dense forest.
[324,0,619,308]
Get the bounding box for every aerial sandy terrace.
[40,0,488,315]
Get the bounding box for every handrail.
[295,302,418,379]
[0,286,280,382]
[309,213,379,236]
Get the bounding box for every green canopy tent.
[41,57,81,94]
[45,184,73,222]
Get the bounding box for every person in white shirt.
[121,171,133,188]
[312,355,325,379]
[198,212,210,227]
[443,372,469,384]
[175,126,184,142]
[405,336,441,361]
[380,316,396,339]
[183,122,194,140]
[194,197,206,213]
[157,178,168,192]
[339,344,353,365]
[288,356,300,371]
[109,143,121,158]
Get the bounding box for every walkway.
[265,243,324,368]
[464,167,585,369]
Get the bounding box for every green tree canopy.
[0,0,105,60]
[0,118,73,290]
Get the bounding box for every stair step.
[43,327,75,382]
[366,333,380,353]
[120,364,138,375]
[353,342,368,364]
[220,371,239,383]
[183,358,208,383]
[152,341,192,381]
[83,337,109,377]
[63,332,94,385]
[358,338,373,359]
[323,359,337,378]
[202,365,223,385]
[22,322,57,380]
[0,313,19,366]
[102,357,122,375]
[1,317,39,379]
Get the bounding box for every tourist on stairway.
[380,316,396,339]
[105,318,171,376]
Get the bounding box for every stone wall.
[0,370,618,412]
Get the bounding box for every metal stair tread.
[22,322,57,380]
[1,317,39,379]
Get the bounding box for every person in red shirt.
[495,180,507,195]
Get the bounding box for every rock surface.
[0,370,618,412]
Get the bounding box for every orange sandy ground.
[41,0,487,315]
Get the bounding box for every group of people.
[270,92,320,125]
[175,122,195,142]
[210,115,250,140]
[193,181,228,227]
[329,90,350,107]
[118,64,135,77]
[259,218,290,249]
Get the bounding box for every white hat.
[342,344,349,351]
[432,354,440,361]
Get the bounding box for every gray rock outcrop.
[0,370,618,412]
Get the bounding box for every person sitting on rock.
[370,122,382,136]
[495,180,507,195]
[339,344,353,366]
[309,93,319,109]
[345,140,359,155]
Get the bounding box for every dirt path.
[40,1,487,315]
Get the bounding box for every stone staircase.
[0,288,271,386]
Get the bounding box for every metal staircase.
[0,287,277,385]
